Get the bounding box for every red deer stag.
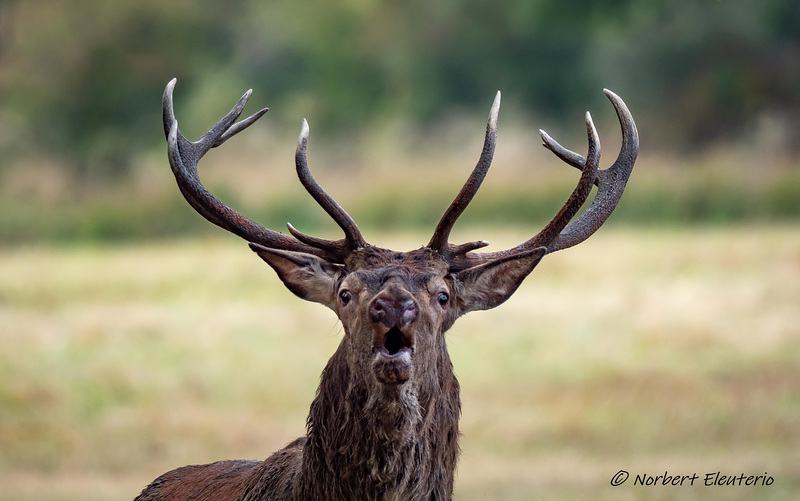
[135,78,638,501]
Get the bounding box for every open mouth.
[375,326,414,358]
[372,326,414,385]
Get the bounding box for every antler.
[427,91,500,259]
[436,89,638,271]
[163,78,364,264]
[285,119,367,255]
[164,78,636,270]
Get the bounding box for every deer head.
[153,78,638,499]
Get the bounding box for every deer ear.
[249,243,341,309]
[453,247,546,314]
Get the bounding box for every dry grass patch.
[1,225,798,500]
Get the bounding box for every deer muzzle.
[369,296,417,328]
[369,290,417,384]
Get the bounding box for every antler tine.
[163,79,345,262]
[428,91,501,255]
[528,111,601,247]
[539,129,599,188]
[446,89,637,271]
[539,90,636,187]
[294,119,368,252]
[539,89,638,252]
[213,106,270,147]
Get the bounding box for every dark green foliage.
[0,0,798,244]
[1,0,798,180]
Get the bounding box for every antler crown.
[163,79,638,271]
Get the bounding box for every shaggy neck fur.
[296,337,461,500]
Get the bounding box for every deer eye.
[339,290,352,305]
[437,292,449,307]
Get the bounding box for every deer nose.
[369,295,417,328]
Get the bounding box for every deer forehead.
[342,247,450,296]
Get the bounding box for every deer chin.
[372,326,414,385]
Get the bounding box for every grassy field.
[1,226,798,500]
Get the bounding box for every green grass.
[1,226,799,500]
[2,135,799,246]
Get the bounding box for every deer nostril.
[369,296,418,327]
[401,299,417,325]
[369,298,388,323]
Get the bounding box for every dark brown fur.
[144,82,637,500]
[136,248,510,501]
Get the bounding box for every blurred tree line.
[0,0,798,182]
